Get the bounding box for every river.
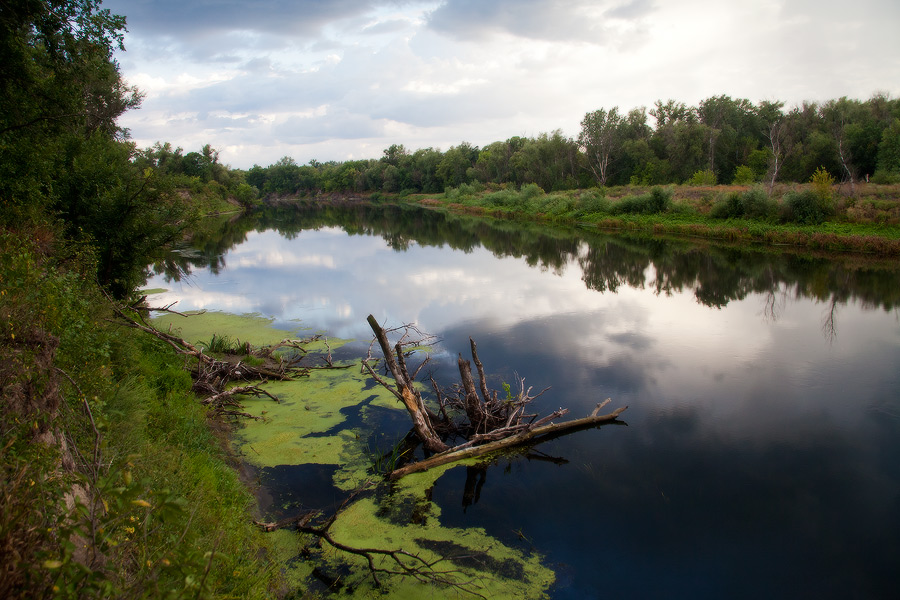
[146,203,900,598]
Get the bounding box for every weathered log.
[363,315,628,478]
[457,354,482,429]
[365,315,448,453]
[387,401,627,480]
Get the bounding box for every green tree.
[579,107,624,186]
[0,0,202,298]
[437,142,478,188]
[54,133,194,296]
[876,119,900,177]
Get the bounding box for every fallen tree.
[109,297,323,415]
[363,314,627,479]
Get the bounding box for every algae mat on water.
[151,310,555,598]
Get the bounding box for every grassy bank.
[0,225,281,599]
[400,181,900,256]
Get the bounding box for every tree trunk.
[388,402,627,480]
[364,315,628,477]
[365,315,448,453]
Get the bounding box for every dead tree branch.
[363,315,449,453]
[363,315,627,479]
[389,401,627,480]
[107,297,319,416]
[296,522,479,594]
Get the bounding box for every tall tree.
[579,107,624,186]
[757,100,788,192]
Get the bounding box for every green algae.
[324,496,554,599]
[153,310,340,352]
[151,309,554,598]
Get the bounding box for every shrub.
[543,194,576,216]
[647,186,672,212]
[520,183,545,201]
[782,190,831,225]
[575,190,610,215]
[809,166,835,200]
[689,169,717,186]
[710,187,775,220]
[710,192,744,219]
[613,186,671,215]
[458,181,484,196]
[871,169,900,184]
[484,189,520,208]
[732,165,755,185]
[741,187,776,220]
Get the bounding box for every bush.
[741,187,776,220]
[732,165,755,185]
[871,169,900,184]
[543,194,576,216]
[575,190,610,215]
[782,190,831,225]
[613,186,671,215]
[710,187,775,220]
[484,189,520,208]
[519,183,545,201]
[647,186,672,212]
[710,192,744,219]
[443,182,483,202]
[809,166,835,200]
[689,169,717,186]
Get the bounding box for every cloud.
[424,0,655,43]
[109,0,378,38]
[105,0,900,168]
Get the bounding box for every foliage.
[0,230,280,598]
[199,333,245,354]
[0,0,206,299]
[782,190,832,225]
[367,438,412,475]
[875,119,900,176]
[809,166,835,200]
[710,187,776,220]
[612,187,672,215]
[0,1,280,595]
[578,107,624,185]
[238,93,899,201]
[732,165,756,184]
[689,169,718,186]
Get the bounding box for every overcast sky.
[104,0,900,170]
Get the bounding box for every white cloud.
[105,0,900,168]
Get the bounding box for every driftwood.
[363,315,627,479]
[363,315,449,453]
[388,400,627,480]
[109,297,317,415]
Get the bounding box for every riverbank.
[394,182,900,256]
[0,226,282,599]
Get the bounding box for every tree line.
[4,0,900,299]
[240,95,900,198]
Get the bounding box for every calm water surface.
[147,205,900,598]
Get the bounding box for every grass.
[199,332,247,354]
[0,226,282,599]
[420,182,900,255]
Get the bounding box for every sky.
[104,0,900,170]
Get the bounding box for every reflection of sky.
[145,223,900,443]
[145,223,900,598]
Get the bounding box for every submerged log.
[363,314,628,479]
[387,401,627,480]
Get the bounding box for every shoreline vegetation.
[263,180,900,258]
[410,181,900,256]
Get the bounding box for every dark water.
[148,204,900,598]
